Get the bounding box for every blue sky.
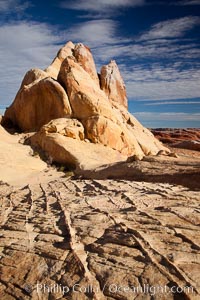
[0,0,200,127]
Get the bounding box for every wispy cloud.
[176,0,200,5]
[0,21,64,104]
[63,16,200,63]
[0,0,30,14]
[134,112,200,122]
[138,16,200,41]
[144,101,200,105]
[125,75,200,101]
[112,61,200,101]
[0,109,5,115]
[66,19,121,47]
[60,0,145,14]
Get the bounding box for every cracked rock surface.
[0,178,199,300]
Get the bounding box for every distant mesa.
[2,41,169,170]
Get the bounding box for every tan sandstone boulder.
[20,68,48,89]
[3,77,72,131]
[44,41,75,79]
[31,122,127,171]
[82,115,145,156]
[74,43,99,86]
[41,118,85,141]
[100,60,128,108]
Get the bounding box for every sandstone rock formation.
[1,122,200,299]
[100,60,128,108]
[2,41,169,167]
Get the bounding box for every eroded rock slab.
[30,129,127,171]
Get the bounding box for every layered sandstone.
[0,176,200,299]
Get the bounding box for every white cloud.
[125,77,200,101]
[177,0,200,5]
[139,16,200,41]
[0,0,30,14]
[144,101,200,105]
[0,21,64,105]
[66,19,120,47]
[60,0,145,13]
[119,63,200,101]
[93,42,200,63]
[134,112,200,122]
[122,64,200,82]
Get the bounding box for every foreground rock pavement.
[0,178,199,300]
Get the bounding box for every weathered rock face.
[2,41,169,164]
[57,56,114,120]
[3,78,72,131]
[41,118,85,141]
[74,43,99,86]
[20,68,48,89]
[82,116,144,156]
[100,60,128,108]
[31,120,127,170]
[44,41,75,79]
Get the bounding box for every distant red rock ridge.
[151,128,200,151]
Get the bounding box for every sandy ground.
[0,126,63,187]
